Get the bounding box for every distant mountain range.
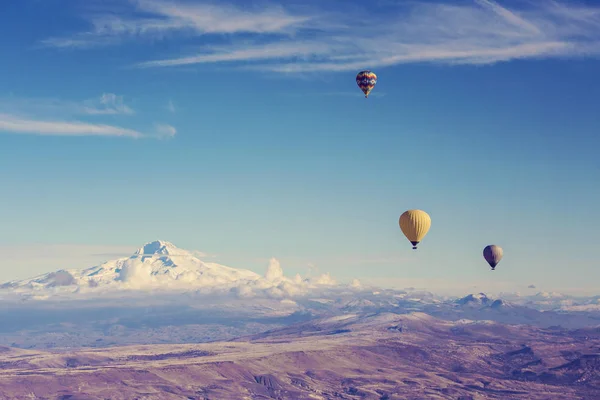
[2,240,600,351]
[1,240,598,313]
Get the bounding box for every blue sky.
[1,0,599,295]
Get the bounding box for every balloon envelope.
[483,245,503,270]
[399,210,431,249]
[356,70,377,98]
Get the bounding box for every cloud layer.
[40,0,600,72]
[0,241,345,302]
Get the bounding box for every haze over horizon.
[1,0,600,296]
[0,239,593,298]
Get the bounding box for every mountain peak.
[490,299,506,309]
[456,292,492,306]
[0,240,264,294]
[133,240,189,257]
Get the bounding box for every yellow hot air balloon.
[399,210,431,250]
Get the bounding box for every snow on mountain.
[490,299,510,309]
[341,299,377,310]
[454,293,515,310]
[401,289,444,303]
[561,303,600,312]
[133,240,191,257]
[456,293,493,307]
[455,318,497,325]
[0,240,338,300]
[497,291,600,312]
[2,240,599,323]
[533,291,567,299]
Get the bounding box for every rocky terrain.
[3,241,600,398]
[1,312,600,399]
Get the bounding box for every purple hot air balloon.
[483,245,503,271]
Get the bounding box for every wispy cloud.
[166,99,176,113]
[0,114,144,138]
[154,123,177,139]
[134,42,334,68]
[41,0,312,49]
[41,0,600,71]
[0,93,176,139]
[0,93,135,117]
[81,93,135,115]
[0,114,176,139]
[1,244,137,262]
[190,250,218,259]
[0,244,137,282]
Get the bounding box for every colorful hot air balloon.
[483,245,503,270]
[399,210,431,250]
[356,70,377,98]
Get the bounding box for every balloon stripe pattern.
[399,210,431,250]
[356,70,377,98]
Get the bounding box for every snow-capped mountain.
[454,293,515,310]
[0,240,336,299]
[2,240,599,327]
[456,292,493,306]
[3,241,600,350]
[497,291,600,312]
[1,240,257,292]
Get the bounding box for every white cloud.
[133,0,311,34]
[350,278,362,288]
[188,257,340,300]
[82,93,135,115]
[40,0,600,71]
[0,113,144,138]
[0,93,134,117]
[474,0,542,35]
[190,250,218,259]
[134,42,333,68]
[41,0,312,49]
[166,99,176,113]
[0,114,176,139]
[312,273,336,286]
[0,244,344,301]
[0,94,177,139]
[118,258,157,288]
[265,257,284,282]
[154,123,177,138]
[4,244,597,300]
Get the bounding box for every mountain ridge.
[2,310,600,399]
[0,240,338,299]
[2,240,600,319]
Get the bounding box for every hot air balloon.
[483,245,503,270]
[399,210,431,250]
[356,70,377,98]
